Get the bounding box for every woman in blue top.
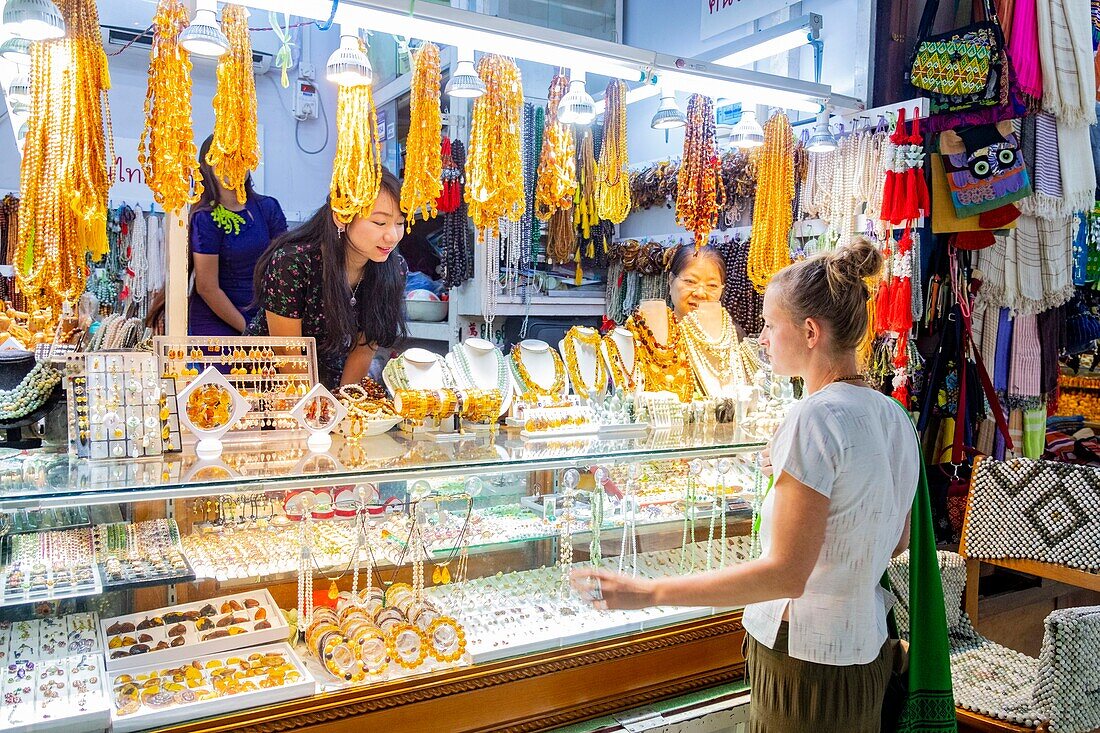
[188,134,287,335]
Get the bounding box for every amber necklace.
[628,308,693,401]
[602,332,637,391]
[510,344,565,398]
[562,327,607,400]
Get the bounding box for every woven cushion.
[968,458,1100,572]
[949,620,1043,728]
[1034,606,1100,733]
[887,550,966,635]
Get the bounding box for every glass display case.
[0,424,764,733]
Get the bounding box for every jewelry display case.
[0,424,764,733]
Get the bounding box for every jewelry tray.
[100,589,288,672]
[109,642,314,733]
[96,520,197,593]
[0,539,103,609]
[4,653,111,733]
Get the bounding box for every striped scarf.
[1036,0,1097,127]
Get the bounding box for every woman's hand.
[569,568,658,610]
[760,444,773,477]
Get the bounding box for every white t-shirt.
[741,382,919,665]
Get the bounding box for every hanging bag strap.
[915,0,943,43]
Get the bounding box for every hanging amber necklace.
[676,94,725,250]
[510,344,565,398]
[627,308,693,401]
[399,42,442,226]
[207,4,259,205]
[562,327,607,400]
[602,332,637,391]
[747,112,795,292]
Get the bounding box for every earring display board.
[73,352,170,460]
[154,337,318,435]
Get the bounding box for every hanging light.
[806,110,837,153]
[445,47,485,98]
[326,31,373,86]
[729,109,764,149]
[650,88,685,130]
[0,37,33,65]
[558,72,595,126]
[7,74,31,103]
[2,0,64,41]
[178,1,229,58]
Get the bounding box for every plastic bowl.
[406,299,448,322]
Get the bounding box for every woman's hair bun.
[825,236,883,290]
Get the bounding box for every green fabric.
[1022,406,1045,459]
[890,400,957,733]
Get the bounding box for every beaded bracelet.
[388,622,428,670]
[426,616,467,663]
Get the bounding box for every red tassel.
[892,277,912,333]
[876,280,892,332]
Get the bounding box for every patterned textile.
[1035,0,1098,127]
[975,214,1075,316]
[887,549,966,634]
[966,458,1100,571]
[1034,606,1100,732]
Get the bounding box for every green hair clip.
[211,204,246,236]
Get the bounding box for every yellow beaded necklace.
[747,113,795,292]
[330,84,382,224]
[465,55,525,234]
[399,42,441,228]
[207,4,259,206]
[595,79,631,224]
[139,0,203,216]
[510,344,565,398]
[562,327,607,400]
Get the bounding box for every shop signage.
[700,0,798,41]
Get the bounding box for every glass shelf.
[0,425,767,509]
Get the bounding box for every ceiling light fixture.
[0,37,33,65]
[806,109,837,153]
[708,14,822,68]
[558,72,596,126]
[729,109,764,149]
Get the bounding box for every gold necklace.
[562,327,607,400]
[510,344,565,398]
[399,42,442,226]
[627,308,694,401]
[602,333,636,391]
[207,4,259,205]
[681,311,745,390]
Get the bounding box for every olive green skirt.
[745,623,892,733]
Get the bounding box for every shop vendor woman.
[247,168,408,389]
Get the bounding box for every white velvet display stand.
[557,326,606,403]
[445,338,514,418]
[505,339,571,428]
[602,326,640,395]
[383,348,461,440]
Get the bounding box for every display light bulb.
[0,37,33,65]
[445,59,485,98]
[326,33,373,87]
[729,109,765,149]
[2,0,64,41]
[805,110,837,153]
[558,78,596,126]
[650,90,685,130]
[178,8,229,58]
[7,74,31,103]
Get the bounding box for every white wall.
[0,11,344,224]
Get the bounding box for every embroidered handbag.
[941,125,1031,219]
[907,0,1007,115]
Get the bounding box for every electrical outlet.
[299,61,316,80]
[292,78,319,121]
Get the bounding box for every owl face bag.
[941,125,1032,218]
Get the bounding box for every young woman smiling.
[247,168,408,388]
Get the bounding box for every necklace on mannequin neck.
[562,328,607,400]
[603,332,637,391]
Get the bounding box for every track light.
[0,38,33,65]
[806,110,837,153]
[7,75,31,103]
